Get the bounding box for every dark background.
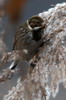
[0,0,66,100]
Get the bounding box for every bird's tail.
[9,60,18,70]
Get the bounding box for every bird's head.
[27,16,45,31]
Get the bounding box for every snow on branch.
[1,2,66,100]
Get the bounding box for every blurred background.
[0,0,66,99]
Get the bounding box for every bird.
[9,16,45,70]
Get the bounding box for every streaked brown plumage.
[10,16,45,70]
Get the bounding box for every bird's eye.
[37,22,40,23]
[37,21,40,24]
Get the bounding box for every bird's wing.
[13,24,25,50]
